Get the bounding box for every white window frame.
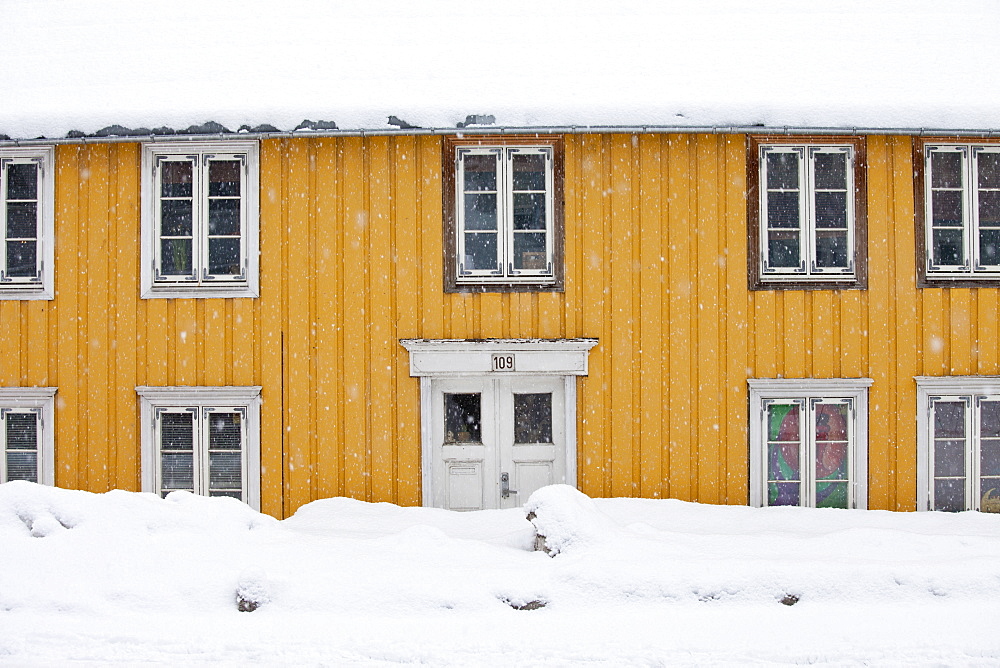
[923,144,1000,280]
[140,141,259,299]
[0,387,56,485]
[758,144,857,282]
[748,378,872,509]
[0,147,55,300]
[455,145,555,285]
[916,376,1000,511]
[136,386,262,509]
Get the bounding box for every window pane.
[931,151,963,189]
[444,393,480,443]
[463,193,497,231]
[980,476,1000,513]
[462,154,497,191]
[6,413,37,449]
[161,453,194,490]
[208,238,241,275]
[160,239,193,275]
[813,153,847,190]
[6,163,38,200]
[978,153,1000,189]
[513,232,546,270]
[768,231,800,268]
[981,229,1000,266]
[6,202,37,238]
[980,439,1000,477]
[209,490,243,499]
[932,190,963,227]
[208,413,242,450]
[934,478,966,512]
[766,153,799,189]
[6,451,37,482]
[514,393,552,443]
[815,231,848,268]
[767,192,800,227]
[981,401,1000,437]
[463,232,497,272]
[208,160,241,197]
[161,200,193,237]
[934,401,966,438]
[512,154,546,191]
[814,192,847,228]
[934,440,966,477]
[209,452,242,489]
[6,241,37,277]
[932,229,964,266]
[768,481,800,506]
[512,193,545,230]
[161,161,193,198]
[208,199,241,235]
[979,191,1000,225]
[816,481,848,509]
[160,412,194,451]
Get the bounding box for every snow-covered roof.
[2,0,999,141]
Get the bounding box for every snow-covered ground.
[2,481,1000,666]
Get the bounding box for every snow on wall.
[2,0,999,140]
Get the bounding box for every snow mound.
[524,484,622,555]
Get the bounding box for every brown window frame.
[747,135,868,291]
[914,137,1000,288]
[442,134,564,293]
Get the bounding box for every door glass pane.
[766,403,800,506]
[514,393,552,443]
[445,393,480,443]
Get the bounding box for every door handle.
[500,472,517,499]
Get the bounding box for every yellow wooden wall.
[0,133,996,516]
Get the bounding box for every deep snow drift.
[2,481,1000,665]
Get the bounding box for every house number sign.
[491,353,515,372]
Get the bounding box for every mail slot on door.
[491,353,515,372]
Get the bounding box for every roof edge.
[2,124,1000,147]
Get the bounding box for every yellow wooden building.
[1,129,998,518]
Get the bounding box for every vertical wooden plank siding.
[10,133,996,518]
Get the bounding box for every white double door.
[429,375,567,511]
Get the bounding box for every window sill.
[141,284,259,300]
[447,280,563,294]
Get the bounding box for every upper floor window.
[748,378,872,509]
[136,386,261,509]
[443,136,564,292]
[0,147,55,300]
[916,377,1000,512]
[748,137,867,290]
[141,141,259,299]
[0,387,56,485]
[916,142,1000,284]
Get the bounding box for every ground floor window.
[0,387,55,485]
[136,386,261,509]
[748,378,872,509]
[916,376,1000,512]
